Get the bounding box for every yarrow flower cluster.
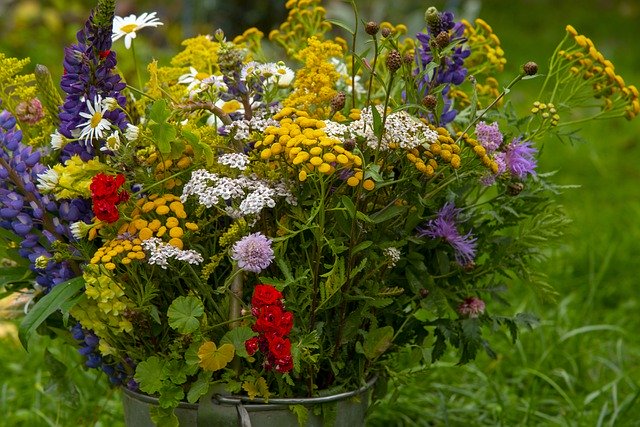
[141,237,204,269]
[245,284,294,373]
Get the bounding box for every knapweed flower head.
[504,137,537,179]
[231,232,274,273]
[458,297,486,318]
[418,202,477,267]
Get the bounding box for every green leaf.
[290,404,310,427]
[413,308,430,323]
[340,195,356,219]
[370,205,406,224]
[459,318,482,364]
[135,356,166,394]
[148,98,171,122]
[198,341,235,371]
[324,18,355,35]
[150,406,179,427]
[370,105,383,139]
[431,327,447,362]
[363,326,394,361]
[351,240,372,255]
[150,122,177,154]
[19,276,84,350]
[186,371,212,404]
[167,296,204,334]
[220,326,256,359]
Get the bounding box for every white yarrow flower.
[142,237,204,269]
[50,130,66,150]
[112,12,163,49]
[125,124,139,141]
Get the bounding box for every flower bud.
[386,50,402,73]
[507,182,524,195]
[435,31,450,48]
[425,6,441,34]
[365,21,379,36]
[419,288,430,299]
[343,138,356,151]
[381,27,392,38]
[523,61,538,76]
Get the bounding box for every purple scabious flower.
[58,5,128,160]
[231,232,275,273]
[417,202,477,266]
[475,121,503,152]
[505,137,537,179]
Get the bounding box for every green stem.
[130,41,144,91]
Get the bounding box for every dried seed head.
[331,91,346,112]
[365,21,380,36]
[523,61,538,76]
[507,182,525,195]
[386,49,402,72]
[435,31,450,48]
[422,94,437,110]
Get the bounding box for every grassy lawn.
[1,1,639,426]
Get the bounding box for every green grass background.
[1,0,639,425]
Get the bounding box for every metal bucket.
[122,377,376,426]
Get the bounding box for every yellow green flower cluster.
[283,36,343,118]
[44,155,106,199]
[559,25,639,119]
[70,265,134,337]
[256,107,373,188]
[269,0,331,57]
[530,101,560,127]
[462,18,506,74]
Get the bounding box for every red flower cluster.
[245,284,294,373]
[89,173,129,223]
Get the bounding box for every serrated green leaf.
[19,276,84,350]
[289,404,309,427]
[431,327,447,362]
[158,385,185,409]
[363,326,394,361]
[150,122,177,154]
[220,326,256,359]
[135,356,166,394]
[198,341,235,371]
[167,296,204,334]
[413,308,430,322]
[148,99,171,122]
[187,371,212,403]
[150,405,179,427]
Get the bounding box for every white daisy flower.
[112,12,163,49]
[271,62,294,87]
[36,168,60,192]
[101,96,119,111]
[50,130,66,150]
[101,131,121,152]
[178,67,213,92]
[125,124,139,141]
[77,95,112,142]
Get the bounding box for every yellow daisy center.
[120,23,138,33]
[195,72,210,80]
[91,112,103,128]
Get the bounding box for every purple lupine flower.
[505,137,537,179]
[231,232,275,273]
[458,297,486,318]
[415,10,470,125]
[417,202,477,266]
[1,107,89,291]
[58,4,128,160]
[475,121,503,152]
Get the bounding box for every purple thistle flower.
[475,121,503,152]
[231,232,275,273]
[417,202,477,266]
[505,137,537,179]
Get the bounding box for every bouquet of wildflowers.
[1,0,637,424]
